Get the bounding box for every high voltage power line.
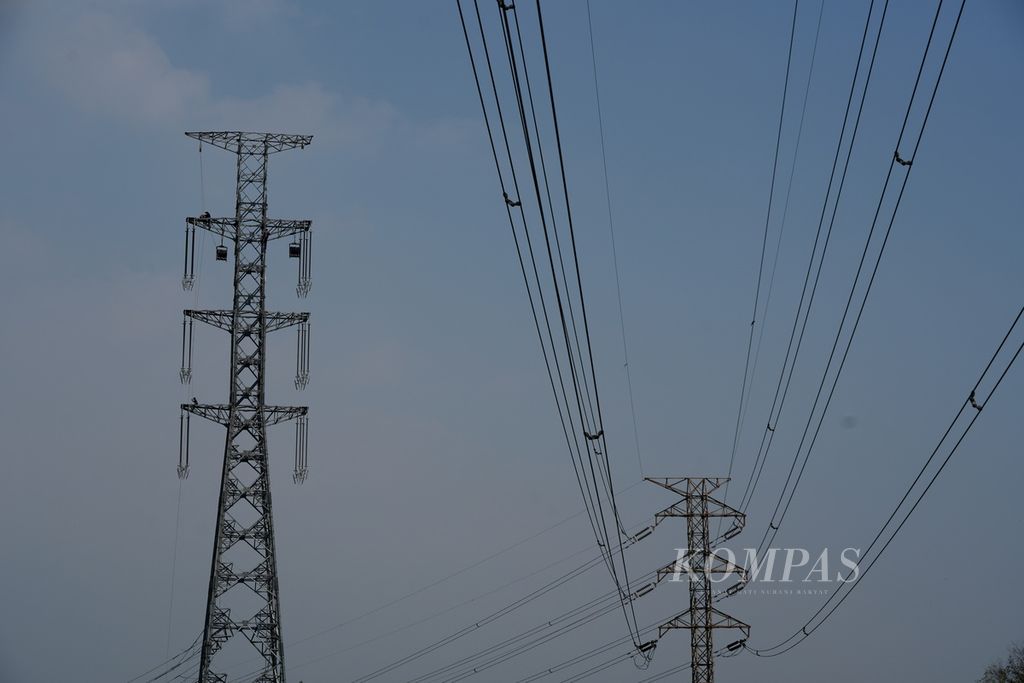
[457,0,644,653]
[735,0,889,516]
[722,0,800,513]
[749,298,1022,656]
[123,3,1019,683]
[752,0,967,560]
[584,0,646,480]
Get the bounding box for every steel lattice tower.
[648,478,750,683]
[177,131,314,683]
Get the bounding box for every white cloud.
[35,7,399,146]
[43,13,208,125]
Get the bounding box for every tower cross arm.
[265,219,311,242]
[185,310,310,333]
[186,215,235,240]
[182,402,231,424]
[181,403,308,426]
[658,608,751,638]
[184,216,311,243]
[185,131,313,153]
[704,495,744,520]
[645,476,729,496]
[263,405,308,426]
[653,498,743,520]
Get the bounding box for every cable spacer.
[894,150,913,167]
[969,390,983,411]
[503,191,522,208]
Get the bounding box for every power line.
[122,635,199,683]
[753,0,964,558]
[723,0,800,505]
[735,0,887,515]
[532,0,643,643]
[348,544,607,682]
[284,490,611,650]
[735,0,826,488]
[457,0,614,583]
[584,0,645,479]
[459,0,642,648]
[499,0,625,561]
[750,298,1020,657]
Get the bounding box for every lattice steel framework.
[647,478,750,683]
[177,131,314,683]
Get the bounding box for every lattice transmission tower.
[647,478,750,683]
[176,131,314,682]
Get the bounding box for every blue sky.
[0,1,1022,682]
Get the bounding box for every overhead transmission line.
[393,525,740,683]
[338,500,736,683]
[722,0,800,512]
[635,644,743,683]
[752,0,966,559]
[344,512,665,683]
[227,485,656,681]
[729,0,826,502]
[735,0,888,516]
[749,297,1022,657]
[584,0,645,479]
[121,634,200,683]
[526,639,742,683]
[457,0,643,650]
[459,0,614,575]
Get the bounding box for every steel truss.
[646,478,750,683]
[177,131,314,683]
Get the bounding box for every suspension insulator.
[182,224,196,291]
[178,410,191,480]
[180,315,193,384]
[295,320,310,390]
[293,416,309,484]
[296,230,312,297]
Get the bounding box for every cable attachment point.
[968,390,983,412]
[726,638,746,652]
[502,192,521,208]
[894,150,913,167]
[633,640,657,668]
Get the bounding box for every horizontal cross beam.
[185,310,310,333]
[186,216,312,242]
[182,403,308,426]
[185,131,313,154]
[658,607,751,639]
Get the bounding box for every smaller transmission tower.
[647,478,750,683]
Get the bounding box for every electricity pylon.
[647,478,750,683]
[177,131,314,683]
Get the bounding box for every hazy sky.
[0,1,1022,682]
